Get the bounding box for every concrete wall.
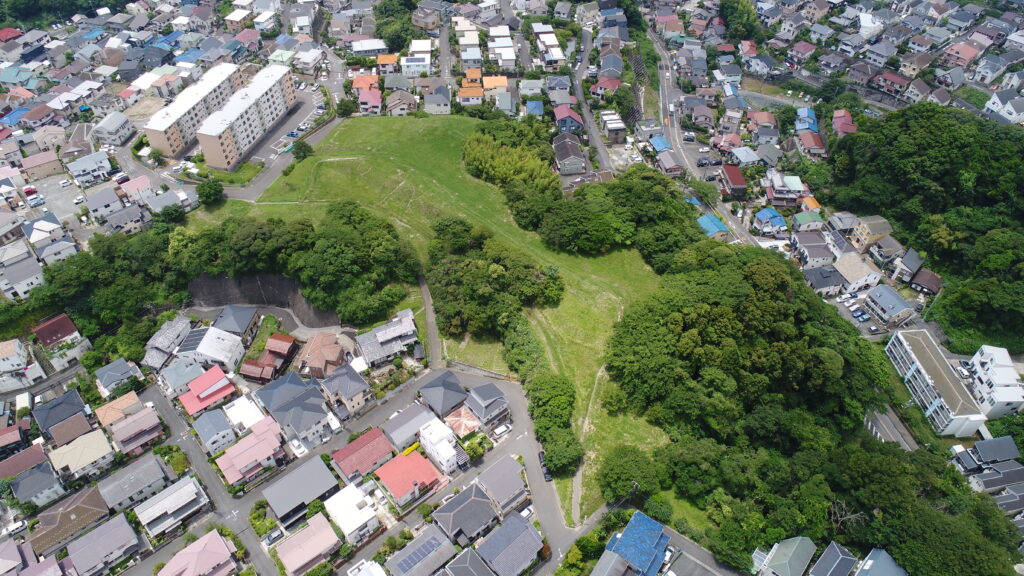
[187,274,339,328]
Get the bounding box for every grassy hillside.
[192,116,666,521]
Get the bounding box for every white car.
[6,521,26,535]
[492,423,511,438]
[698,147,711,153]
[289,438,308,457]
[836,294,851,303]
[73,195,85,204]
[520,506,534,518]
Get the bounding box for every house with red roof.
[0,421,26,459]
[33,314,79,347]
[215,416,286,485]
[740,40,757,56]
[720,164,747,198]
[940,42,980,68]
[553,104,583,133]
[178,366,236,416]
[871,72,910,98]
[158,529,237,576]
[589,76,622,97]
[797,131,828,160]
[0,444,46,479]
[359,89,382,115]
[0,29,22,43]
[331,428,394,484]
[375,451,441,507]
[789,41,816,64]
[832,109,857,138]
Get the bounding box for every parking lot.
[260,84,328,161]
[831,293,887,337]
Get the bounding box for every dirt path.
[571,365,607,525]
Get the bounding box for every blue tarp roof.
[525,100,543,115]
[606,512,669,576]
[685,196,701,206]
[649,135,672,153]
[82,28,105,40]
[797,107,816,119]
[0,107,29,126]
[755,207,787,228]
[176,49,205,63]
[160,30,184,44]
[698,214,729,236]
[275,34,294,43]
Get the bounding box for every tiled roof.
[331,428,393,477]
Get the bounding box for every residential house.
[92,111,135,146]
[276,513,341,576]
[0,444,46,481]
[67,152,111,187]
[892,248,924,283]
[95,357,144,399]
[110,406,163,455]
[296,332,345,379]
[387,91,418,116]
[320,364,374,419]
[852,550,907,576]
[868,235,905,266]
[984,89,1024,122]
[29,487,108,555]
[886,330,986,437]
[66,514,139,576]
[375,451,442,507]
[720,164,747,198]
[255,372,334,446]
[871,71,910,97]
[424,86,451,115]
[910,268,942,295]
[355,308,418,367]
[592,512,669,576]
[382,403,436,450]
[553,133,586,175]
[935,66,966,89]
[331,427,394,484]
[325,484,381,546]
[446,550,496,576]
[20,150,62,180]
[263,458,340,527]
[434,484,498,546]
[475,455,528,519]
[476,515,544,576]
[754,537,815,576]
[385,524,456,576]
[49,429,114,480]
[33,313,91,371]
[466,383,509,432]
[175,327,244,371]
[12,462,65,507]
[97,453,169,512]
[553,105,584,133]
[834,252,882,293]
[420,418,460,475]
[33,389,86,439]
[864,285,914,327]
[215,416,286,486]
[753,207,788,236]
[940,42,980,68]
[157,530,238,576]
[850,215,892,252]
[212,305,259,346]
[359,89,382,114]
[194,409,236,455]
[143,314,191,370]
[904,78,930,103]
[864,40,897,67]
[178,365,236,417]
[808,542,858,576]
[135,476,210,539]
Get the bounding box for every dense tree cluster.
[374,0,424,51]
[0,202,416,371]
[719,0,765,44]
[600,241,1019,574]
[827,103,1024,351]
[0,0,129,27]
[426,217,564,337]
[464,120,704,272]
[525,373,583,474]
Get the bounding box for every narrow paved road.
[417,275,443,367]
[573,29,612,171]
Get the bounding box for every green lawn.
[955,86,991,109]
[198,161,264,186]
[188,116,664,522]
[659,490,713,534]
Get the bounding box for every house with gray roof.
[194,409,236,455]
[12,461,65,507]
[864,285,913,327]
[143,314,191,370]
[465,383,509,432]
[433,484,498,546]
[355,308,418,367]
[320,363,373,419]
[419,371,468,417]
[94,357,143,399]
[65,514,139,576]
[256,372,334,445]
[474,455,527,518]
[853,549,906,576]
[382,403,436,450]
[33,389,86,439]
[476,514,543,576]
[386,524,457,576]
[756,536,815,576]
[263,457,340,527]
[160,359,204,397]
[134,476,210,538]
[212,305,259,346]
[809,541,857,576]
[97,453,169,511]
[446,549,496,576]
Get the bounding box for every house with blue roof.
[525,100,544,116]
[593,512,669,576]
[753,207,788,235]
[175,49,206,63]
[649,135,672,153]
[0,108,29,126]
[697,214,729,241]
[795,107,818,132]
[0,67,33,86]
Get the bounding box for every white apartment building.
[197,65,297,170]
[968,345,1024,419]
[144,63,243,158]
[419,418,459,475]
[886,330,986,438]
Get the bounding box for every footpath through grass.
[194,116,665,521]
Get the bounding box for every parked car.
[492,424,511,438]
[286,131,300,138]
[59,179,71,188]
[542,466,553,482]
[73,195,85,204]
[683,134,695,142]
[710,159,723,166]
[869,326,879,333]
[289,438,308,457]
[959,359,972,370]
[520,506,534,518]
[538,451,545,465]
[6,521,26,535]
[857,315,871,323]
[696,157,710,167]
[263,528,283,546]
[956,366,970,378]
[705,173,718,181]
[698,146,711,153]
[837,294,851,303]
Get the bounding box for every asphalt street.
[572,29,612,171]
